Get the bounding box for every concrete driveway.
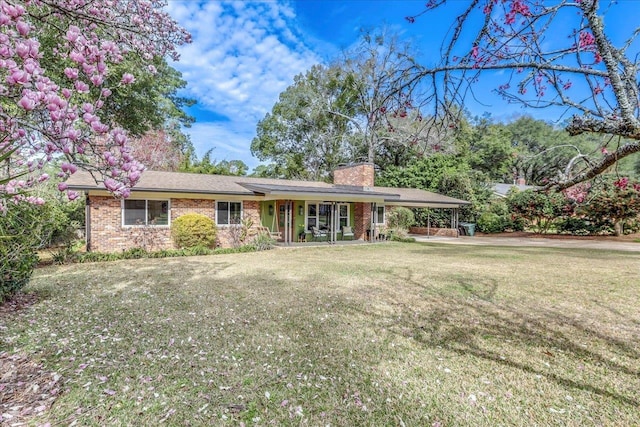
[411,234,640,252]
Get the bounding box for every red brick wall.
[87,196,261,252]
[171,198,215,221]
[353,202,372,240]
[333,163,374,187]
[409,226,459,237]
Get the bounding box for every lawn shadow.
[375,268,640,408]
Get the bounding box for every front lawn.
[2,243,639,425]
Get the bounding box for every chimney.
[516,176,526,186]
[333,163,375,187]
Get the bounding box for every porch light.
[269,204,274,216]
[299,205,303,216]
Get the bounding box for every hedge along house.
[66,163,470,252]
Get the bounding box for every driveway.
[411,234,640,252]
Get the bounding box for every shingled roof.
[67,170,469,207]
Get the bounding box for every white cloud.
[187,121,259,169]
[165,1,322,168]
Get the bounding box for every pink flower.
[61,162,78,174]
[121,73,135,85]
[16,20,30,36]
[58,182,69,192]
[69,51,85,64]
[614,177,629,189]
[578,31,595,49]
[64,67,79,80]
[8,69,29,85]
[66,26,81,43]
[67,191,79,201]
[18,95,37,111]
[74,80,89,93]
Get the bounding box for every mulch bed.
[1,293,61,425]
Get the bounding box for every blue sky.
[165,0,636,171]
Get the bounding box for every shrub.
[556,217,599,236]
[507,189,565,233]
[0,204,46,300]
[171,213,217,248]
[252,233,276,251]
[389,228,416,243]
[477,211,506,233]
[386,207,415,230]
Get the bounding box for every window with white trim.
[216,201,242,225]
[122,199,169,226]
[374,205,385,225]
[306,202,349,231]
[339,204,349,229]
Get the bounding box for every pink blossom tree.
[407,0,640,190]
[0,0,190,207]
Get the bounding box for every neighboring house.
[492,178,538,198]
[67,163,470,252]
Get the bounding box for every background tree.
[579,178,640,236]
[334,30,456,167]
[251,65,353,181]
[181,149,248,176]
[128,130,185,172]
[507,189,566,234]
[408,0,640,189]
[252,31,459,179]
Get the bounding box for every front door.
[277,201,293,243]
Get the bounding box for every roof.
[67,170,470,207]
[492,183,538,197]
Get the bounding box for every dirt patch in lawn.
[0,352,62,424]
[0,292,39,316]
[1,293,62,425]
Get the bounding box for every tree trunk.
[614,220,623,237]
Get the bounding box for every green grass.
[2,243,640,425]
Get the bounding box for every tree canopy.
[407,0,640,189]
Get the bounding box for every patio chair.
[311,226,327,242]
[341,226,354,240]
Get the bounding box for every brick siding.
[409,226,459,237]
[87,196,261,252]
[333,163,374,187]
[353,202,371,240]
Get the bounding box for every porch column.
[353,202,372,240]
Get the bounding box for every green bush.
[0,204,45,300]
[477,211,506,233]
[507,189,565,233]
[556,217,599,236]
[252,233,276,251]
[390,228,416,243]
[171,213,217,248]
[386,207,415,231]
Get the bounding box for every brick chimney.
[334,163,375,241]
[516,177,526,186]
[333,163,375,187]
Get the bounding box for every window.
[374,205,385,225]
[339,204,349,229]
[216,201,242,225]
[123,199,169,226]
[306,202,349,231]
